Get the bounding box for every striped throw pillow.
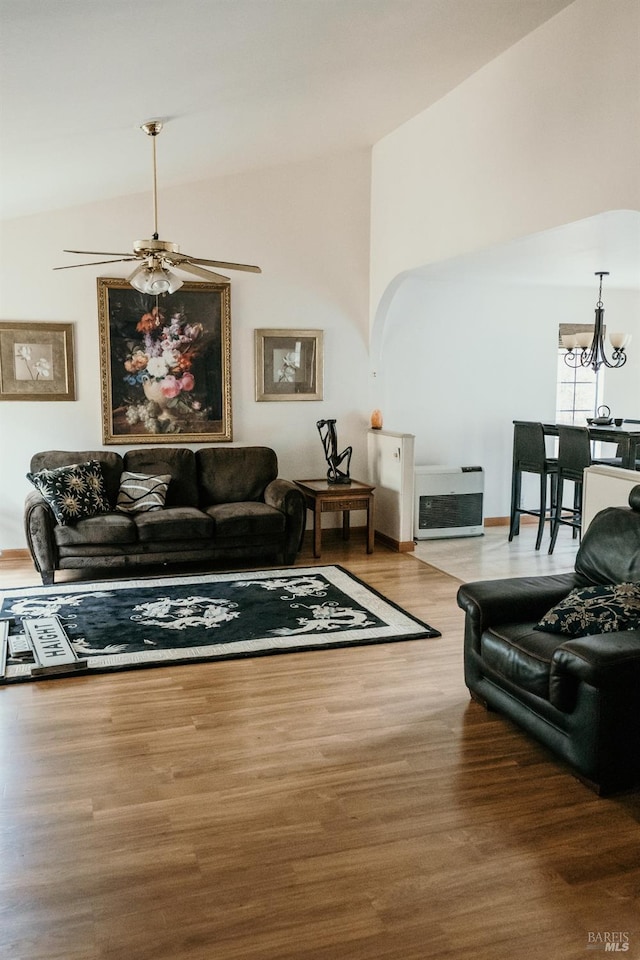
[116,472,171,514]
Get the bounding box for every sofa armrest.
[264,478,299,512]
[553,631,640,687]
[264,479,306,561]
[24,489,58,582]
[457,573,577,638]
[550,630,640,712]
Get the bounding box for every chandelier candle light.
[562,271,631,373]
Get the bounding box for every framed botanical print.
[98,278,232,444]
[0,322,76,401]
[255,328,323,401]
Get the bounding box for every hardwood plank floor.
[1,534,638,960]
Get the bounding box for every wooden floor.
[1,536,639,960]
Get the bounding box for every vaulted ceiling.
[0,0,574,220]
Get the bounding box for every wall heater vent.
[414,465,484,539]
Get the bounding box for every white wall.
[368,0,640,519]
[374,275,640,517]
[0,151,371,550]
[370,0,640,313]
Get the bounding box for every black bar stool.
[548,424,592,554]
[509,421,558,551]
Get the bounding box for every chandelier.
[562,271,631,373]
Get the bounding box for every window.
[556,324,602,424]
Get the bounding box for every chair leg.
[535,471,547,550]
[508,468,521,541]
[572,482,581,539]
[548,476,564,554]
[574,480,583,541]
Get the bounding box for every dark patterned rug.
[0,565,440,683]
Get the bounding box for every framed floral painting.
[97,278,231,444]
[0,322,76,401]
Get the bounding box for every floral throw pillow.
[535,582,640,638]
[116,472,171,514]
[27,460,111,525]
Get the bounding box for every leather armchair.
[457,486,640,795]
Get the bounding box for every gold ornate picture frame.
[0,322,76,401]
[98,278,232,444]
[255,328,323,401]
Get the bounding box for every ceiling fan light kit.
[55,120,261,291]
[127,260,184,295]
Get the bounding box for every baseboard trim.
[0,548,30,561]
[374,532,415,553]
[486,517,540,527]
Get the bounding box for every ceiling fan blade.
[63,248,135,257]
[167,252,261,273]
[54,258,137,270]
[174,262,231,283]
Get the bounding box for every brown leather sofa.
[457,486,640,795]
[24,446,306,585]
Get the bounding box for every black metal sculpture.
[317,419,352,484]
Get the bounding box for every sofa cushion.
[27,460,111,525]
[535,582,640,638]
[480,623,563,700]
[29,450,123,506]
[116,471,171,513]
[124,448,198,507]
[133,506,214,542]
[54,511,138,546]
[196,447,278,505]
[205,501,285,539]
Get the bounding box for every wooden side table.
[294,479,375,558]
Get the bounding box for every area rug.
[0,565,440,683]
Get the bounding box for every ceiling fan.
[54,120,261,294]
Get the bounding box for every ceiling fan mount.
[140,119,164,138]
[54,119,261,292]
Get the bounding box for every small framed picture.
[255,328,323,401]
[0,322,76,401]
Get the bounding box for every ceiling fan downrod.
[141,119,163,241]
